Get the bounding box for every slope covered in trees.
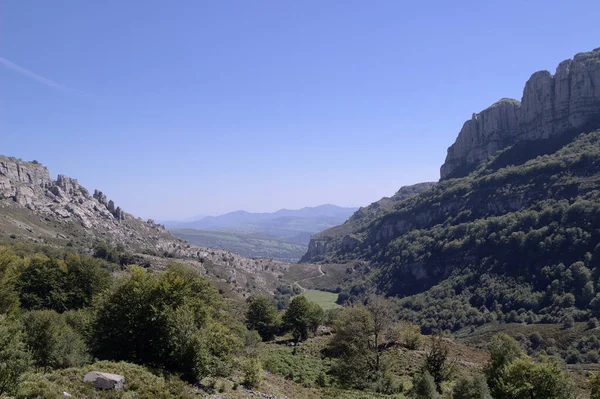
[329,128,600,331]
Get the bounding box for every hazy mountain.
[166,204,358,245]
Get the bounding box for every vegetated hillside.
[302,182,436,261]
[170,228,308,261]
[331,127,600,332]
[167,204,358,245]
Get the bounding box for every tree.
[0,247,21,315]
[0,315,30,396]
[21,309,88,372]
[366,295,396,371]
[496,357,572,399]
[328,305,375,387]
[17,255,110,312]
[589,372,600,399]
[283,296,320,341]
[484,333,524,397]
[246,296,280,341]
[410,371,439,399]
[423,335,453,393]
[307,301,325,335]
[92,264,242,382]
[453,374,491,399]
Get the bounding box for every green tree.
[283,296,319,341]
[0,247,21,314]
[453,374,491,399]
[21,309,88,372]
[17,255,111,312]
[307,301,325,335]
[328,305,375,387]
[92,264,242,381]
[366,295,396,371]
[246,296,280,341]
[423,335,453,393]
[410,371,439,399]
[496,357,572,399]
[0,315,30,396]
[484,333,524,397]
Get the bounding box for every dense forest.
[330,129,600,335]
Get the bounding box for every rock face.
[0,156,126,229]
[0,154,302,298]
[83,371,125,390]
[302,182,436,261]
[441,47,600,179]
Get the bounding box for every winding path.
[293,264,324,292]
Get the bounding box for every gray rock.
[441,47,600,179]
[82,371,125,390]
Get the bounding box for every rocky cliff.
[0,155,309,297]
[441,47,600,179]
[302,182,436,262]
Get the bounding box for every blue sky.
[1,1,599,220]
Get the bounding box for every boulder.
[82,371,125,390]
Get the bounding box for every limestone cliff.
[302,182,436,261]
[441,47,600,179]
[0,155,302,297]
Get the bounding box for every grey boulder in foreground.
[82,371,125,390]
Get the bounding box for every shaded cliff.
[441,47,600,179]
[301,182,436,262]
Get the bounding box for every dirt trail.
[293,264,324,292]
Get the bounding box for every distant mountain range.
[165,205,358,244]
[165,205,358,259]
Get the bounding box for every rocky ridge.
[441,47,600,179]
[302,182,436,261]
[0,155,305,297]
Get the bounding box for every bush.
[0,315,31,396]
[453,374,491,399]
[242,357,262,389]
[410,371,439,399]
[22,309,89,371]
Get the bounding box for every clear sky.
[1,1,599,220]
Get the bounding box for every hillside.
[301,47,600,331]
[302,182,436,261]
[167,205,358,245]
[170,228,308,261]
[0,155,323,298]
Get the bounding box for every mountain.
[300,47,600,331]
[0,155,320,298]
[166,204,358,244]
[302,182,436,261]
[440,47,600,179]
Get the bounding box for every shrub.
[0,315,30,396]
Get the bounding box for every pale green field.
[302,289,341,310]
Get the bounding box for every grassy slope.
[302,290,341,310]
[171,228,307,261]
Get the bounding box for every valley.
[1,41,600,398]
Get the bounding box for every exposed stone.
[93,190,108,206]
[441,47,600,179]
[82,371,125,390]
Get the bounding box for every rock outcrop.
[0,156,127,229]
[83,371,125,390]
[302,182,436,261]
[0,154,306,298]
[441,47,600,179]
